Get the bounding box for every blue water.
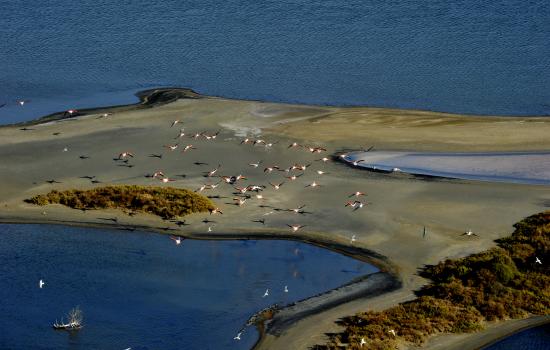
[1,0,550,124]
[483,323,550,350]
[0,224,377,350]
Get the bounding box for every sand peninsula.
[0,88,549,349]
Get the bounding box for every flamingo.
[234,197,247,206]
[164,143,179,151]
[209,207,223,215]
[307,146,327,153]
[159,178,176,183]
[182,145,196,152]
[351,159,364,166]
[264,165,279,173]
[288,142,301,149]
[152,171,165,178]
[305,181,321,188]
[170,120,180,128]
[175,129,186,139]
[118,151,134,159]
[285,174,303,181]
[270,182,285,190]
[316,170,328,175]
[206,164,221,177]
[349,191,366,198]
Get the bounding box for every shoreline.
[3,87,550,130]
[0,89,548,350]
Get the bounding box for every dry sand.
[0,89,549,349]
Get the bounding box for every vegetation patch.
[25,185,215,219]
[314,211,550,349]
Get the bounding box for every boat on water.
[52,307,83,330]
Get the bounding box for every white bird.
[351,159,364,166]
[39,279,45,289]
[388,329,396,336]
[316,170,328,175]
[316,157,330,162]
[360,337,366,347]
[535,256,542,264]
[287,224,306,232]
[170,120,180,128]
[164,143,179,151]
[351,234,356,243]
[170,236,183,245]
[159,177,176,183]
[234,332,242,341]
[462,229,478,237]
[175,129,186,139]
[63,147,68,152]
[284,285,289,293]
[249,161,262,168]
[262,289,269,297]
[305,181,320,188]
[207,226,213,232]
[288,205,306,214]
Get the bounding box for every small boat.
[53,306,83,330]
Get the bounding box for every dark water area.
[0,224,377,349]
[1,0,550,124]
[483,323,550,350]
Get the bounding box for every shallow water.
[0,224,377,350]
[483,323,550,350]
[346,151,550,185]
[1,0,550,124]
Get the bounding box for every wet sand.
[0,89,549,349]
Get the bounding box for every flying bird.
[287,224,306,232]
[462,229,478,237]
[170,236,183,245]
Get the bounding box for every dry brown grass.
[25,185,215,219]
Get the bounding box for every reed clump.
[314,211,550,350]
[25,185,215,219]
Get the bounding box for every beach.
[0,89,549,349]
